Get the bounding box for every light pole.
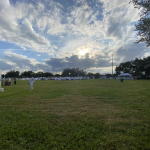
[112,54,114,78]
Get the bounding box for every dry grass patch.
[11,89,140,127]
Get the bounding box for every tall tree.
[61,68,86,77]
[143,56,150,75]
[5,70,20,78]
[115,56,150,76]
[44,72,53,77]
[55,74,61,77]
[130,0,150,46]
[36,72,44,77]
[105,74,112,78]
[86,72,94,78]
[94,73,101,79]
[20,71,34,78]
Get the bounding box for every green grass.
[0,79,150,149]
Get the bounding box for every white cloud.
[35,1,67,35]
[0,0,54,52]
[0,52,52,73]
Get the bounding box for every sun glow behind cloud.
[79,49,88,56]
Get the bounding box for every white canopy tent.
[118,73,132,77]
[116,73,133,80]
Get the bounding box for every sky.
[0,0,150,75]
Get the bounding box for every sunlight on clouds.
[79,49,88,56]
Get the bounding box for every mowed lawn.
[0,79,150,150]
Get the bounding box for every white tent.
[115,73,134,80]
[118,73,132,77]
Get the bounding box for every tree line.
[115,56,150,76]
[2,56,150,78]
[2,68,102,79]
[2,68,115,79]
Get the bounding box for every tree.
[1,74,5,78]
[115,56,150,76]
[5,70,20,78]
[115,61,133,75]
[20,71,53,78]
[61,68,86,77]
[143,56,150,75]
[20,71,34,78]
[130,0,150,46]
[94,73,100,79]
[86,72,94,78]
[105,74,112,78]
[61,68,75,77]
[36,72,44,77]
[55,74,61,77]
[44,72,53,77]
[145,64,150,75]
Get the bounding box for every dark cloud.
[116,40,149,62]
[106,16,125,39]
[45,53,111,71]
[0,59,15,70]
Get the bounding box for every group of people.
[2,76,90,91]
[2,77,35,91]
[2,77,17,86]
[34,76,90,80]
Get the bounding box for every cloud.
[115,39,150,63]
[45,53,111,72]
[35,0,67,35]
[0,59,16,71]
[0,0,54,52]
[0,52,52,73]
[96,0,140,40]
[52,0,142,60]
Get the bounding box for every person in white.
[28,77,35,91]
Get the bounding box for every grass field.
[0,79,150,150]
